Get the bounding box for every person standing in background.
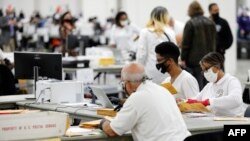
[181,1,216,90]
[109,11,140,62]
[0,6,18,52]
[168,17,184,47]
[136,6,176,84]
[237,8,250,39]
[59,11,77,56]
[209,3,233,59]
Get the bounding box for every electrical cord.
[35,87,51,103]
[23,87,51,108]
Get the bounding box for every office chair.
[244,106,250,117]
[0,64,16,95]
[184,131,223,141]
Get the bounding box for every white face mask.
[120,20,129,26]
[204,67,218,83]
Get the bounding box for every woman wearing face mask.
[59,11,77,56]
[136,6,176,84]
[187,52,246,117]
[109,11,140,61]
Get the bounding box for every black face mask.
[156,60,170,74]
[64,18,77,25]
[212,13,220,22]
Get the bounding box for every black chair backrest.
[0,65,16,95]
[244,106,250,117]
[184,131,223,141]
[243,87,250,104]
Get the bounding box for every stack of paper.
[79,120,101,129]
[178,102,210,113]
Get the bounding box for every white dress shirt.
[136,27,176,84]
[110,81,190,141]
[195,73,246,117]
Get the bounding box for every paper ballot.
[161,82,177,94]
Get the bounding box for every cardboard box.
[0,111,69,141]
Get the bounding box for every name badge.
[216,89,224,97]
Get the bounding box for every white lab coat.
[110,81,190,141]
[195,73,246,117]
[136,27,176,84]
[109,24,140,52]
[162,70,199,99]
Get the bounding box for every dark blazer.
[214,17,233,55]
[181,15,216,67]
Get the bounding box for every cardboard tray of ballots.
[97,108,117,117]
[0,111,70,141]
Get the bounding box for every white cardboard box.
[36,80,84,104]
[0,111,69,141]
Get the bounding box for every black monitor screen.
[67,34,79,50]
[14,52,62,80]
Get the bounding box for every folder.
[161,82,177,94]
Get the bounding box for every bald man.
[99,62,190,141]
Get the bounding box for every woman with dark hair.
[59,11,77,56]
[109,11,140,61]
[187,52,246,117]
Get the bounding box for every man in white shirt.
[99,62,190,141]
[155,41,199,100]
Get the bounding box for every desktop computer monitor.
[14,52,62,80]
[67,34,79,50]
